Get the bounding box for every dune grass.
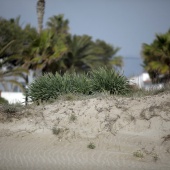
[28,67,130,103]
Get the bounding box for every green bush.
[133,150,144,158]
[2,104,19,114]
[87,142,96,149]
[90,67,130,95]
[63,73,92,95]
[28,73,63,102]
[1,103,23,118]
[28,72,92,102]
[52,127,61,135]
[28,68,130,102]
[0,96,8,104]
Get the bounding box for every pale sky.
[0,0,170,77]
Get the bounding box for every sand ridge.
[0,92,170,170]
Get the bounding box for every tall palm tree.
[56,35,123,73]
[62,35,101,72]
[36,0,45,34]
[95,40,123,70]
[23,29,68,74]
[46,14,69,34]
[0,41,28,91]
[142,30,170,82]
[0,16,24,58]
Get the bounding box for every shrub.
[52,127,61,135]
[28,72,92,102]
[1,103,24,119]
[90,67,130,95]
[2,104,19,114]
[28,73,63,102]
[63,73,92,95]
[133,150,144,158]
[27,68,131,102]
[60,93,76,101]
[69,114,77,122]
[87,142,96,149]
[0,96,8,104]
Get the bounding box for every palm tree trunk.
[36,0,45,77]
[36,0,45,34]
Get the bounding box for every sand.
[0,92,170,170]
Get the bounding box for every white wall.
[1,92,26,104]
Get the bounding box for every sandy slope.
[0,92,170,170]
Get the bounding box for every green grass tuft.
[69,114,77,122]
[87,142,96,149]
[27,67,130,103]
[90,67,130,95]
[0,96,8,104]
[52,127,61,135]
[133,150,144,158]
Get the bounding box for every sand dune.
[0,92,170,170]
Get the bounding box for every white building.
[128,72,164,90]
[0,70,34,92]
[0,70,35,104]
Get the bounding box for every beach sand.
[0,92,170,170]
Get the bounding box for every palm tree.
[95,39,123,70]
[62,35,101,72]
[0,16,24,58]
[142,30,170,82]
[0,41,28,91]
[56,35,123,73]
[36,0,45,34]
[46,14,69,34]
[0,17,39,90]
[23,29,68,74]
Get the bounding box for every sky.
[0,0,170,77]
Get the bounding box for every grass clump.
[127,81,170,98]
[87,142,96,149]
[61,93,76,101]
[0,96,8,104]
[90,67,130,95]
[52,127,61,135]
[152,153,159,162]
[0,103,24,120]
[28,72,92,102]
[2,103,23,114]
[63,73,92,95]
[128,88,165,97]
[133,150,144,158]
[69,114,77,122]
[28,73,63,102]
[28,67,130,103]
[2,104,18,114]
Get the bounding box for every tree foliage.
[0,17,37,66]
[142,30,170,82]
[0,41,28,91]
[54,35,123,73]
[46,14,69,34]
[0,17,23,60]
[0,14,123,81]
